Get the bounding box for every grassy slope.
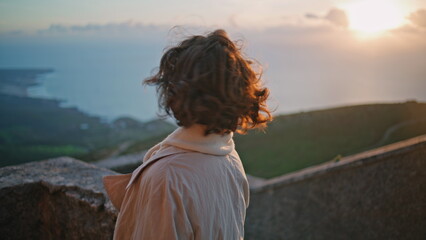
[0,93,174,166]
[122,101,426,178]
[235,101,426,178]
[0,94,110,166]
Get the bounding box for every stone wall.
[0,157,118,240]
[1,135,425,239]
[245,135,426,240]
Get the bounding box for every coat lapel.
[102,145,188,210]
[102,173,132,210]
[125,145,189,189]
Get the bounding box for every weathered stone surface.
[0,157,119,240]
[245,135,426,240]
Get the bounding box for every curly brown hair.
[144,29,272,135]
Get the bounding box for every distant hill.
[119,101,426,178]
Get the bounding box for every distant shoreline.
[0,68,164,124]
[0,68,54,98]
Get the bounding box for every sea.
[0,38,163,122]
[1,34,425,122]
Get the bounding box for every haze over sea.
[1,24,426,122]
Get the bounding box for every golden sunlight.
[342,0,406,36]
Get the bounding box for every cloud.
[306,8,349,28]
[228,14,239,28]
[0,30,25,36]
[408,9,426,28]
[30,21,226,44]
[324,9,349,28]
[36,21,168,35]
[305,13,320,19]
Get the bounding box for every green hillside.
[120,101,426,178]
[235,101,426,178]
[0,93,175,167]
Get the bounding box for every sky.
[1,0,426,32]
[1,0,426,120]
[2,0,344,31]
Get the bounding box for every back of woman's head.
[145,29,272,135]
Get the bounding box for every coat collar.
[162,124,235,156]
[124,124,235,190]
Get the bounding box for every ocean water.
[1,34,425,122]
[0,40,163,122]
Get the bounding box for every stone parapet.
[0,157,118,240]
[245,135,426,240]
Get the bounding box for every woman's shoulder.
[144,148,219,172]
[143,147,244,182]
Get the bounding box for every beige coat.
[103,124,250,240]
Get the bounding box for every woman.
[103,29,272,240]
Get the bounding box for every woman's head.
[145,29,272,135]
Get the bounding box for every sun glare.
[342,0,406,37]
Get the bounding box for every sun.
[341,0,406,37]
